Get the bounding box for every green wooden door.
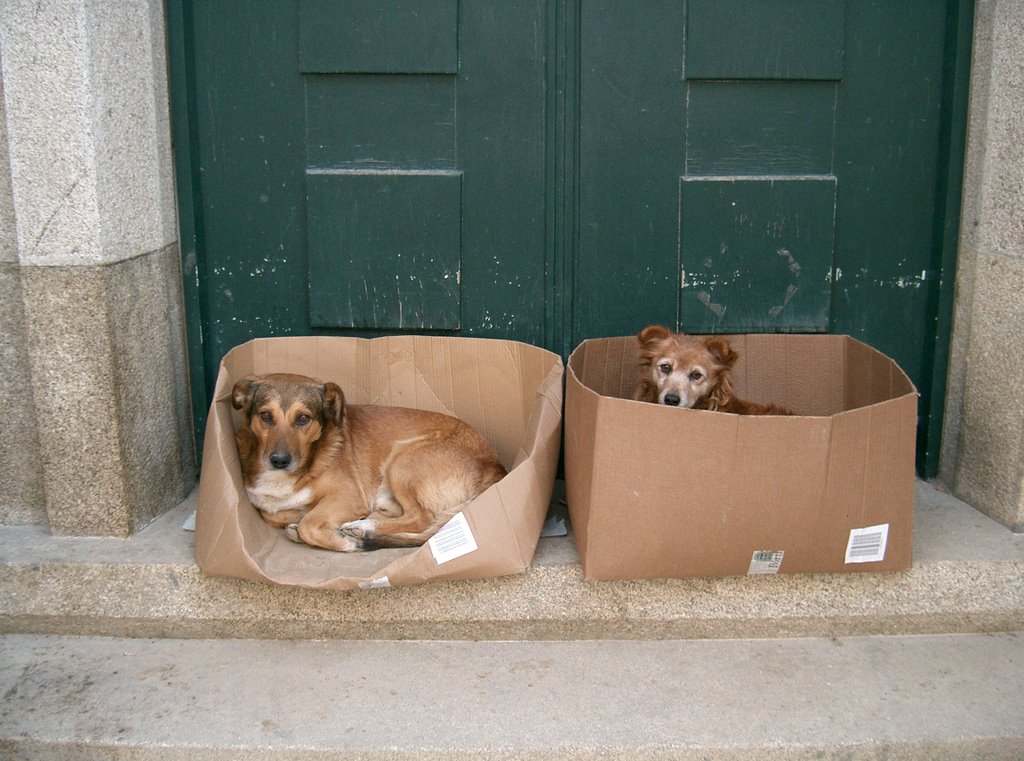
[170,1,970,474]
[176,0,548,376]
[575,0,971,472]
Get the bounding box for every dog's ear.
[703,336,738,368]
[322,382,346,427]
[633,378,658,403]
[637,325,672,346]
[707,379,733,412]
[231,376,261,416]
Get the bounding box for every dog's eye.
[689,370,704,382]
[295,413,312,427]
[258,411,273,425]
[658,363,672,375]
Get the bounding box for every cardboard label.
[748,550,785,575]
[845,524,889,564]
[428,512,479,565]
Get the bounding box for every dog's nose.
[269,452,291,470]
[663,394,681,406]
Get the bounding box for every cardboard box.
[195,335,563,590]
[565,334,918,580]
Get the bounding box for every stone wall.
[0,0,195,535]
[942,0,1024,531]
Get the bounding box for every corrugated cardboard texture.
[565,334,918,580]
[195,336,563,590]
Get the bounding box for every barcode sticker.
[845,523,889,564]
[428,512,478,565]
[358,576,391,590]
[748,550,785,575]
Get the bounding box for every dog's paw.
[284,523,303,543]
[336,534,366,552]
[340,518,375,539]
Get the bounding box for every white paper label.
[428,512,478,565]
[845,523,889,564]
[182,510,196,532]
[748,550,785,575]
[358,576,392,590]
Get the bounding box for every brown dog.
[232,373,507,551]
[633,325,792,415]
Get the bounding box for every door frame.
[919,0,974,476]
[165,0,973,477]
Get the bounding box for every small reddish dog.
[232,373,506,551]
[633,325,792,415]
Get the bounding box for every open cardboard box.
[565,334,918,580]
[195,335,563,590]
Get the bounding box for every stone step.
[1,481,1022,640]
[1,631,1022,759]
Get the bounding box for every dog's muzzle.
[663,394,681,406]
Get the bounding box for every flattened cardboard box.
[196,335,563,590]
[565,334,918,580]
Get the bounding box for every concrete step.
[1,632,1022,759]
[1,481,1022,640]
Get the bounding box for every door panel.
[578,0,843,337]
[304,74,458,169]
[298,0,459,74]
[187,0,547,381]
[306,172,463,329]
[685,0,846,80]
[575,1,687,336]
[831,1,949,373]
[577,0,950,366]
[680,177,836,332]
[570,0,964,474]
[685,81,837,176]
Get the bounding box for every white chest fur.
[246,471,313,513]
